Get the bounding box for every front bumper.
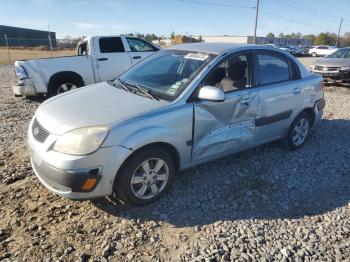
[28,118,132,199]
[12,79,37,96]
[311,70,350,83]
[31,159,102,194]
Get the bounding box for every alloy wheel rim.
[292,118,309,146]
[57,83,77,94]
[130,158,169,200]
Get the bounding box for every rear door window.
[257,53,290,85]
[99,37,125,53]
[126,37,158,52]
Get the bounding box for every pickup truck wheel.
[57,83,78,94]
[114,147,175,206]
[283,112,311,150]
[311,52,317,57]
[48,75,84,97]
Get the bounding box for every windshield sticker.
[167,80,186,95]
[184,53,209,61]
[166,85,178,95]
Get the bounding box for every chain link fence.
[0,35,75,64]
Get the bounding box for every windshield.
[117,49,216,101]
[326,49,350,58]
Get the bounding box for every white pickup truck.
[12,35,160,97]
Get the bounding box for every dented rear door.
[192,88,259,161]
[254,50,303,144]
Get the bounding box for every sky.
[0,0,350,39]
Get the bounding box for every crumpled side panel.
[230,92,259,123]
[193,120,255,160]
[192,90,259,161]
[193,101,234,141]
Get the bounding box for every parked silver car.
[28,43,325,205]
[310,48,350,83]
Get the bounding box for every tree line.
[57,31,350,49]
[265,32,350,47]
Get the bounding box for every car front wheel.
[311,52,317,57]
[283,112,311,150]
[114,147,175,205]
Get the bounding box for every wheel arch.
[115,141,180,179]
[48,71,84,89]
[302,107,315,126]
[112,142,181,192]
[282,107,315,138]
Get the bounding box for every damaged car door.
[191,51,259,161]
[254,50,303,143]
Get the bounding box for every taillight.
[14,65,28,80]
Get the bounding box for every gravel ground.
[1,61,350,262]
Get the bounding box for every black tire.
[114,147,175,206]
[282,112,311,150]
[47,74,84,97]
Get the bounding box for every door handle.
[293,87,301,94]
[97,58,108,61]
[133,56,142,59]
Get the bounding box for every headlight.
[15,65,28,80]
[340,66,350,71]
[53,126,109,155]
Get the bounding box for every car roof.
[168,42,257,55]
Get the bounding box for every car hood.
[35,82,167,135]
[313,58,350,67]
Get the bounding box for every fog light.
[81,178,97,191]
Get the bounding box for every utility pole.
[336,17,343,47]
[4,34,11,64]
[253,0,260,44]
[48,23,53,57]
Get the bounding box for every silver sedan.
[28,43,325,205]
[310,47,350,83]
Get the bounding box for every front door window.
[203,53,252,91]
[192,52,258,161]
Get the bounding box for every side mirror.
[198,86,225,102]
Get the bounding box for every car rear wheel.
[283,112,311,150]
[114,147,175,206]
[311,52,317,57]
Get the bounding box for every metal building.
[0,25,57,47]
[197,35,312,46]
